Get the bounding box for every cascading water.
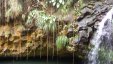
[88,7,113,64]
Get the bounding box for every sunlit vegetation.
[46,0,66,8]
[56,35,69,50]
[74,0,85,17]
[26,10,56,33]
[0,0,85,56]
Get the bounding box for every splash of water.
[88,7,113,64]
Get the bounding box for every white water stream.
[88,7,113,64]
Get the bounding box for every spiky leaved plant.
[56,35,69,50]
[26,9,56,33]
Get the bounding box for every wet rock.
[81,7,94,15]
[87,27,93,41]
[78,21,87,30]
[78,15,96,28]
[87,16,96,26]
[78,30,88,43]
[77,7,94,21]
[87,27,93,37]
[77,1,112,45]
[105,0,113,5]
[93,21,99,30]
[78,26,88,31]
[93,2,103,9]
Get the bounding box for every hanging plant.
[56,35,69,50]
[26,9,57,33]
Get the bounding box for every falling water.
[88,7,113,64]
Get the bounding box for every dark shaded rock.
[77,7,94,21]
[87,16,96,26]
[78,26,88,31]
[67,28,76,38]
[87,27,93,37]
[87,27,93,42]
[78,15,96,28]
[78,30,88,43]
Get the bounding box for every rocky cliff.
[0,0,112,60]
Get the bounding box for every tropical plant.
[26,9,56,33]
[56,35,69,50]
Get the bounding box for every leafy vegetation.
[59,0,73,14]
[26,9,56,33]
[0,0,85,55]
[46,0,66,8]
[74,0,85,16]
[56,35,69,50]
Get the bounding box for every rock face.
[77,1,112,44]
[0,0,80,57]
[0,0,112,59]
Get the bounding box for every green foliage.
[46,0,66,8]
[56,35,69,50]
[74,0,85,16]
[59,0,73,14]
[26,9,56,33]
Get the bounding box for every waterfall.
[88,7,113,64]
